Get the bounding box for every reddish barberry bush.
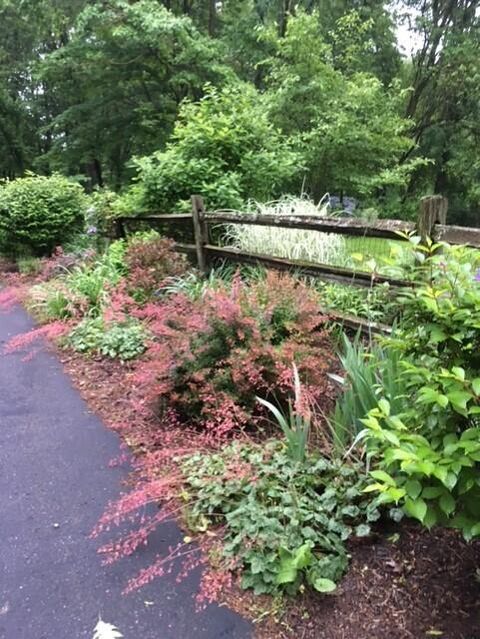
[124,235,189,301]
[135,271,336,439]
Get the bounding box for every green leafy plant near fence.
[350,243,480,538]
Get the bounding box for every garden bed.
[4,232,480,639]
[58,346,480,639]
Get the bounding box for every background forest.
[1,0,479,223]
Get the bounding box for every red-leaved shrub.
[134,271,336,439]
[124,236,189,300]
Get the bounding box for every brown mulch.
[56,348,480,639]
[59,349,136,427]
[250,523,480,639]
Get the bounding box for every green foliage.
[29,240,126,320]
[68,317,146,361]
[357,243,480,538]
[0,174,86,256]
[65,241,126,314]
[134,83,301,211]
[318,281,396,324]
[182,441,380,595]
[264,11,425,202]
[38,0,230,185]
[256,364,310,462]
[28,283,73,321]
[17,257,42,275]
[1,0,478,223]
[395,242,480,368]
[329,333,407,453]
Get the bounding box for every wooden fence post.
[191,195,209,274]
[113,218,126,240]
[417,195,448,243]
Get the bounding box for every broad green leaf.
[447,390,472,413]
[439,492,455,516]
[472,378,480,396]
[443,471,458,491]
[429,326,447,343]
[313,578,336,593]
[404,497,427,522]
[423,506,437,529]
[387,487,407,503]
[405,479,422,500]
[451,366,465,381]
[370,470,396,486]
[378,398,390,416]
[363,482,384,493]
[422,486,444,499]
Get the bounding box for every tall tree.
[398,0,480,221]
[38,0,231,186]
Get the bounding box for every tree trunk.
[278,0,293,37]
[208,0,216,36]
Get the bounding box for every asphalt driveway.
[0,305,251,639]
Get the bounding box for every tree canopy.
[0,0,479,222]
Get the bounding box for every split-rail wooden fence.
[115,194,480,334]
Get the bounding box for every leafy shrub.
[0,174,86,256]
[133,83,301,211]
[85,188,121,238]
[135,271,336,438]
[124,233,189,301]
[357,243,480,538]
[182,441,380,595]
[68,316,146,361]
[318,281,396,324]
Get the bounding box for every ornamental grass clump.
[225,195,345,265]
[134,270,336,439]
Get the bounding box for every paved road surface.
[0,305,252,639]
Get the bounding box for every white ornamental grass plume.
[224,195,345,265]
[92,617,123,639]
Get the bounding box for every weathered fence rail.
[115,194,479,334]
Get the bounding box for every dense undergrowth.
[3,225,480,610]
